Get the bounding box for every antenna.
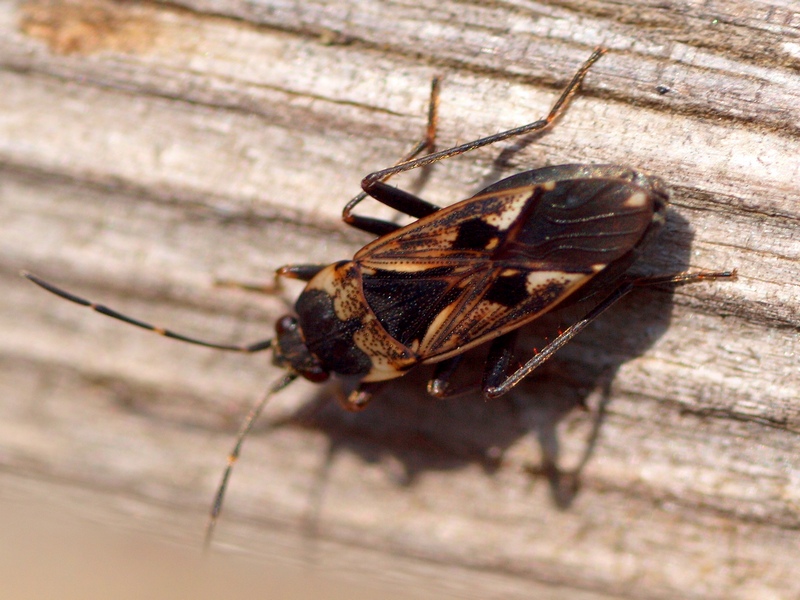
[22,271,273,353]
[203,372,298,551]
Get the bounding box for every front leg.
[276,264,328,282]
[214,264,328,296]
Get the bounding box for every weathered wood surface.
[1,1,799,598]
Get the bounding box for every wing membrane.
[356,179,656,358]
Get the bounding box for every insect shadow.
[271,208,695,517]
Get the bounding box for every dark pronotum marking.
[295,289,372,376]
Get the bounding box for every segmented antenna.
[203,372,298,551]
[22,271,273,353]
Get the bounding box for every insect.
[23,48,734,548]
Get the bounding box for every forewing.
[356,178,657,358]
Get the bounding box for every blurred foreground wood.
[1,1,799,598]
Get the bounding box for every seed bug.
[23,47,735,549]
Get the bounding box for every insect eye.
[275,315,298,336]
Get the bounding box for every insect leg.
[361,48,605,191]
[343,182,442,236]
[483,269,736,399]
[342,76,441,235]
[481,331,520,393]
[340,381,388,411]
[214,277,284,294]
[21,271,273,353]
[276,264,328,282]
[427,331,519,399]
[214,264,328,301]
[427,355,468,398]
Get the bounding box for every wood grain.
[1,1,799,598]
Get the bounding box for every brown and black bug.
[23,48,735,548]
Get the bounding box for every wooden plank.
[1,0,799,598]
